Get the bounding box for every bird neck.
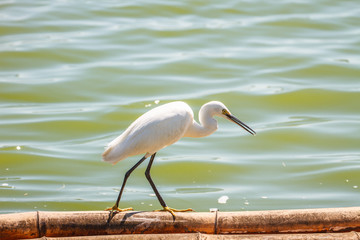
[184,107,218,138]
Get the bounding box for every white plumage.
[102,101,193,164]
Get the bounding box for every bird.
[102,101,256,223]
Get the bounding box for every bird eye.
[222,109,229,115]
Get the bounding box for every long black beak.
[225,114,256,135]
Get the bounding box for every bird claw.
[105,205,133,224]
[155,206,194,220]
[105,206,133,212]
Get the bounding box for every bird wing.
[102,102,193,164]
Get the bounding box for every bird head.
[205,101,256,136]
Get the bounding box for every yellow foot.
[105,206,133,212]
[105,205,133,224]
[155,206,194,219]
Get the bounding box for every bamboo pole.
[1,207,360,240]
[32,232,360,240]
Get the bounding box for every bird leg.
[106,156,148,224]
[145,153,194,220]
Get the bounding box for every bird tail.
[102,146,118,165]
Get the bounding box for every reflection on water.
[175,188,223,194]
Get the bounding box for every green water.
[1,0,359,214]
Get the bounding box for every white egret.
[103,101,255,223]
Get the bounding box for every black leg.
[145,152,193,220]
[107,155,147,223]
[145,153,168,208]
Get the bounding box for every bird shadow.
[105,210,176,227]
[106,210,143,226]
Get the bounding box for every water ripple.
[1,0,359,213]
